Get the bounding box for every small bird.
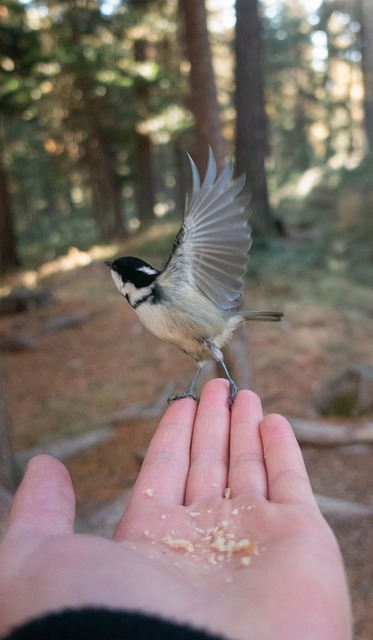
[106,148,283,406]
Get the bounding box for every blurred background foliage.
[0,0,372,284]
[1,4,373,627]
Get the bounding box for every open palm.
[0,380,352,640]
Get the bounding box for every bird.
[105,147,283,406]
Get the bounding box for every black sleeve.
[5,608,226,640]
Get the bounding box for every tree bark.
[179,0,226,174]
[235,0,284,235]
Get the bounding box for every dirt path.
[1,260,373,639]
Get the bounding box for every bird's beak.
[104,261,113,269]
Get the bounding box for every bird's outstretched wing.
[161,147,252,312]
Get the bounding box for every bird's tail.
[240,310,284,322]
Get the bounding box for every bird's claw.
[168,383,238,409]
[228,382,239,409]
[167,391,200,404]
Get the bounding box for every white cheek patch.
[111,270,131,298]
[111,270,123,290]
[137,265,157,276]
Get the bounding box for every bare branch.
[288,416,373,446]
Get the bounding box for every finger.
[184,379,230,505]
[124,397,197,510]
[260,414,316,505]
[8,455,75,535]
[228,390,267,498]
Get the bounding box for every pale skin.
[0,379,352,640]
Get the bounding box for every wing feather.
[161,148,252,312]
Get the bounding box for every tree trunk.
[133,39,155,228]
[0,135,20,272]
[136,133,155,228]
[360,0,373,153]
[234,0,284,235]
[0,373,21,493]
[84,113,126,239]
[179,0,226,174]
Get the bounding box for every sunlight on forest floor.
[0,246,117,296]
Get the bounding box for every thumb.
[8,455,75,536]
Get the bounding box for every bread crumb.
[209,523,258,559]
[189,512,201,518]
[234,538,251,549]
[143,488,154,497]
[163,533,195,554]
[224,487,231,499]
[160,520,258,566]
[231,508,239,515]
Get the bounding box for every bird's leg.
[167,362,205,404]
[220,359,239,408]
[206,341,239,408]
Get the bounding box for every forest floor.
[1,238,373,639]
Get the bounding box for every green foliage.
[251,154,373,314]
[0,0,44,114]
[0,0,371,278]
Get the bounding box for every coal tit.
[106,148,283,406]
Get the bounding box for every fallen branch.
[288,416,373,446]
[315,493,373,520]
[103,380,177,424]
[0,286,53,316]
[16,427,114,468]
[76,490,131,537]
[0,334,39,352]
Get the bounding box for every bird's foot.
[167,389,200,404]
[228,381,239,409]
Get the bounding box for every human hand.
[0,379,352,639]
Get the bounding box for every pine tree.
[235,0,283,235]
